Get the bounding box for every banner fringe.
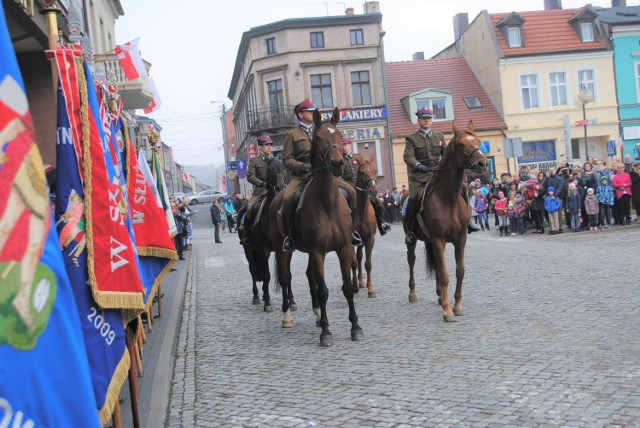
[98,325,131,425]
[137,246,178,260]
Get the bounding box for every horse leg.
[356,245,365,289]
[306,261,320,327]
[407,241,418,302]
[452,240,466,317]
[259,250,273,312]
[365,242,376,298]
[309,251,333,347]
[351,247,359,294]
[276,251,294,328]
[251,277,260,305]
[339,245,363,342]
[431,240,455,322]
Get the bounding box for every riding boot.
[404,199,416,245]
[282,212,295,253]
[238,221,248,245]
[372,199,391,236]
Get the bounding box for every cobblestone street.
[167,212,640,427]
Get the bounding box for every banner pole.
[40,8,61,95]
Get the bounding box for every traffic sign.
[575,119,588,126]
[228,170,236,180]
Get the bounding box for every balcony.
[93,53,153,110]
[247,105,296,135]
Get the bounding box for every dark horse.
[269,108,362,347]
[404,120,487,322]
[242,157,296,312]
[353,154,379,298]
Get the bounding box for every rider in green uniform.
[238,135,272,245]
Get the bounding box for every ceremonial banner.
[81,60,145,309]
[54,47,129,425]
[143,76,161,114]
[151,148,178,237]
[0,10,100,425]
[114,37,147,81]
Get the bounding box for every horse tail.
[425,242,436,277]
[273,255,280,291]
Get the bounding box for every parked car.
[187,190,227,205]
[171,192,187,200]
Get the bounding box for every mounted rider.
[403,107,479,245]
[340,136,390,236]
[281,100,362,253]
[238,135,273,245]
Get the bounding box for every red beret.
[294,100,316,115]
[341,137,352,145]
[415,108,433,118]
[258,136,272,145]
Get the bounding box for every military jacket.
[403,129,446,192]
[282,125,312,178]
[247,155,269,198]
[341,154,357,186]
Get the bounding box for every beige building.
[227,1,395,192]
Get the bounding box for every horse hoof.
[320,334,334,347]
[351,329,364,341]
[264,304,273,313]
[453,308,464,316]
[289,303,298,312]
[368,291,377,298]
[409,294,417,303]
[443,314,457,323]
[252,298,260,305]
[282,320,294,328]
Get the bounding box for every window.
[463,96,482,109]
[350,29,364,46]
[635,62,640,101]
[310,32,324,48]
[520,74,539,109]
[580,22,594,42]
[508,27,522,47]
[351,71,371,106]
[549,72,567,106]
[266,37,276,55]
[578,69,595,95]
[311,73,333,108]
[267,79,283,108]
[416,98,447,120]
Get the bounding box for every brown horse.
[353,154,379,298]
[405,120,487,322]
[242,157,296,312]
[269,107,362,347]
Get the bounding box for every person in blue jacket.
[544,186,562,235]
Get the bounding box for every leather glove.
[301,163,312,173]
[415,163,428,173]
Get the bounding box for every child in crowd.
[597,176,614,229]
[513,190,527,235]
[470,191,479,228]
[544,186,562,235]
[584,187,599,231]
[507,199,517,236]
[565,182,582,232]
[473,189,490,231]
[494,191,509,236]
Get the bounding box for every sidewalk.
[118,247,192,428]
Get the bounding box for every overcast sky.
[116,0,619,167]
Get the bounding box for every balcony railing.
[93,53,153,110]
[247,105,296,134]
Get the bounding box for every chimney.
[345,7,354,15]
[363,1,380,14]
[413,52,425,61]
[544,0,562,9]
[611,0,627,6]
[453,13,469,41]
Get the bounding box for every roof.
[385,57,506,137]
[490,8,607,57]
[594,6,640,25]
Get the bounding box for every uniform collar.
[420,128,432,138]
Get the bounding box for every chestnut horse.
[242,157,296,312]
[269,108,362,347]
[405,120,487,322]
[353,154,379,298]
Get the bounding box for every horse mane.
[425,127,476,194]
[309,119,332,170]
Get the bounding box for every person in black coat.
[630,161,640,223]
[210,200,222,244]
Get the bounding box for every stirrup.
[467,222,480,234]
[282,236,295,253]
[351,231,363,246]
[379,222,391,236]
[239,235,248,246]
[405,231,416,246]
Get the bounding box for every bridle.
[356,161,377,194]
[431,133,483,173]
[312,123,341,171]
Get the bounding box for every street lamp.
[576,88,594,160]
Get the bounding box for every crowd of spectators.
[468,156,640,236]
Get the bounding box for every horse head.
[266,157,288,192]
[311,107,343,176]
[449,120,488,174]
[355,153,379,197]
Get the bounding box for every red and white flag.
[183,171,189,183]
[143,77,161,114]
[114,37,148,81]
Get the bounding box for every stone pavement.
[130,211,640,427]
